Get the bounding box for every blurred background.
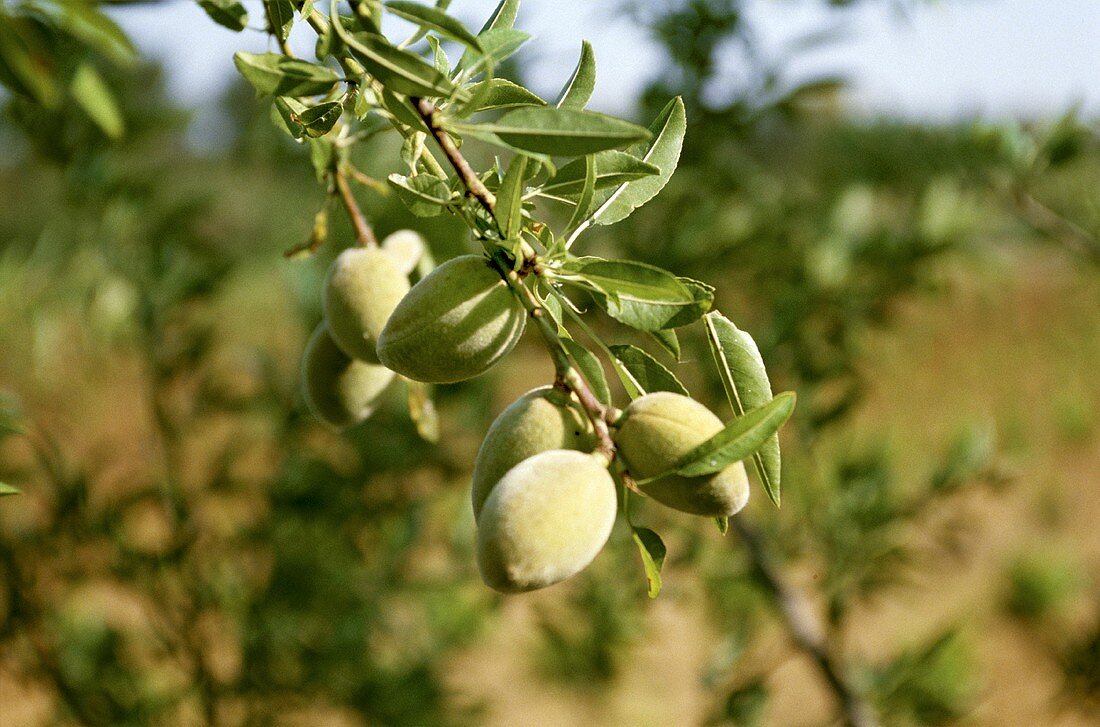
[1,1,1099,725]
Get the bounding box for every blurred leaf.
[560,337,611,405]
[384,1,481,51]
[586,96,685,227]
[632,526,665,598]
[35,0,137,66]
[387,173,452,216]
[0,483,21,497]
[704,311,781,506]
[721,680,768,726]
[555,40,595,110]
[870,631,973,726]
[609,344,688,398]
[233,52,339,96]
[672,392,796,479]
[455,108,650,157]
[197,0,249,32]
[70,63,124,138]
[0,19,62,106]
[264,0,295,41]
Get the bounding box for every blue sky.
[110,0,1100,120]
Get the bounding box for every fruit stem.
[333,164,378,247]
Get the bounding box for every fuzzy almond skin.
[376,255,526,384]
[471,387,596,521]
[476,450,617,593]
[380,229,426,275]
[322,247,410,363]
[301,324,394,428]
[614,392,750,517]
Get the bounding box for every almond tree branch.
[729,515,880,727]
[412,97,497,215]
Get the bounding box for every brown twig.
[729,515,880,727]
[412,97,497,215]
[333,165,377,247]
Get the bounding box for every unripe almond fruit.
[322,246,410,363]
[301,323,394,428]
[614,392,750,517]
[376,254,526,384]
[471,386,596,520]
[380,229,426,275]
[476,450,617,593]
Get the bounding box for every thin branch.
[333,165,378,247]
[412,97,497,215]
[729,515,880,727]
[1011,185,1100,263]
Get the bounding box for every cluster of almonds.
[301,243,750,593]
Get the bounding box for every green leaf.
[0,483,20,497]
[477,0,520,33]
[565,154,596,232]
[197,0,249,32]
[272,96,306,138]
[632,526,666,598]
[264,0,295,41]
[714,516,729,535]
[560,337,611,405]
[385,1,481,51]
[704,311,783,506]
[459,108,650,157]
[388,173,452,216]
[34,2,137,66]
[559,258,702,331]
[344,31,461,99]
[298,100,343,137]
[308,137,334,181]
[541,150,659,197]
[673,392,796,479]
[378,87,431,132]
[426,35,450,75]
[586,96,686,228]
[70,63,123,139]
[456,27,529,76]
[609,344,688,398]
[494,154,527,239]
[661,277,714,329]
[0,20,62,106]
[555,40,595,110]
[233,52,339,97]
[461,78,545,114]
[648,329,681,361]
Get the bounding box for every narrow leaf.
[458,108,650,157]
[384,1,482,51]
[632,526,666,598]
[342,30,461,98]
[559,258,701,331]
[542,150,659,197]
[233,52,339,97]
[494,154,527,239]
[388,173,452,216]
[478,0,519,33]
[560,337,611,405]
[298,100,343,137]
[461,78,545,114]
[456,27,529,76]
[264,0,295,41]
[555,40,595,110]
[406,380,439,443]
[70,63,124,138]
[565,154,596,232]
[648,329,681,361]
[704,312,782,505]
[197,0,249,31]
[0,483,20,497]
[674,392,796,478]
[586,96,686,228]
[609,344,688,397]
